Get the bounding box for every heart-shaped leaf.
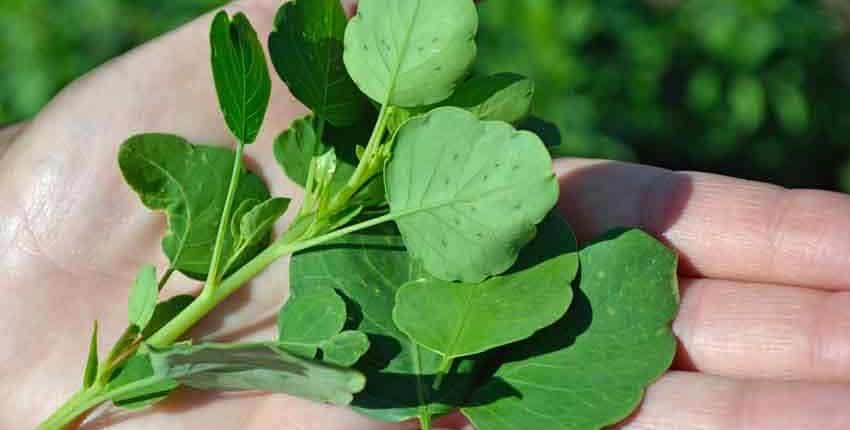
[119,134,270,280]
[148,342,366,406]
[210,11,271,143]
[343,0,478,107]
[385,107,558,282]
[393,213,578,361]
[269,0,366,126]
[462,229,679,430]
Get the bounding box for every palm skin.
[2,1,850,429]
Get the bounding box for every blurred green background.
[2,0,850,190]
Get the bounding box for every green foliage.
[440,73,535,123]
[141,295,195,339]
[385,107,558,282]
[393,214,578,361]
[463,229,679,430]
[210,11,271,144]
[82,322,98,389]
[127,265,158,331]
[278,285,348,358]
[343,0,478,107]
[269,0,367,126]
[107,353,178,410]
[148,342,366,405]
[118,134,270,280]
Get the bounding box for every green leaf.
[210,11,272,144]
[386,107,559,282]
[393,213,578,361]
[108,353,178,410]
[82,321,99,389]
[462,229,679,430]
[237,197,290,246]
[230,198,261,239]
[278,285,348,358]
[343,0,478,107]
[269,0,366,126]
[141,295,195,339]
[273,116,358,194]
[119,134,270,280]
[442,73,534,123]
[148,342,366,406]
[320,330,371,367]
[290,232,477,422]
[128,265,158,331]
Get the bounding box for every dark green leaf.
[291,232,476,422]
[128,265,158,331]
[394,214,578,360]
[386,107,559,282]
[119,134,270,280]
[82,321,99,389]
[269,0,366,126]
[141,295,195,339]
[518,116,562,149]
[320,330,371,367]
[148,342,366,406]
[462,229,679,430]
[343,0,478,107]
[210,11,271,143]
[108,353,178,410]
[278,285,348,358]
[273,116,357,193]
[442,73,534,123]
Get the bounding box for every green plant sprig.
[38,1,680,430]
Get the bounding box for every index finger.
[556,158,850,290]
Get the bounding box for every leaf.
[278,285,348,358]
[462,229,680,430]
[148,342,366,406]
[343,0,478,107]
[291,232,477,422]
[237,197,290,247]
[269,0,366,126]
[141,295,195,339]
[119,134,270,280]
[385,107,559,282]
[108,353,178,410]
[273,116,358,194]
[230,198,261,240]
[442,73,534,123]
[518,116,562,148]
[210,11,272,143]
[393,213,578,361]
[128,265,159,331]
[320,331,371,367]
[82,321,99,389]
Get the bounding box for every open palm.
[2,1,849,429]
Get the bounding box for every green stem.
[147,211,396,347]
[418,408,433,430]
[205,141,245,289]
[432,356,454,391]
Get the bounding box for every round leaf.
[386,107,559,282]
[343,0,478,107]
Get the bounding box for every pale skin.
[2,1,850,429]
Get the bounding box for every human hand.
[2,1,848,429]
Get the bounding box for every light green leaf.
[82,321,99,389]
[343,0,478,107]
[320,330,371,367]
[278,285,347,358]
[291,231,478,422]
[462,229,679,430]
[230,198,261,240]
[386,107,559,282]
[119,134,270,280]
[128,265,158,331]
[108,353,178,410]
[148,342,366,406]
[442,73,534,123]
[394,214,578,360]
[141,295,195,339]
[269,0,366,126]
[237,197,290,246]
[210,11,271,144]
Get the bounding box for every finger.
[556,158,850,290]
[671,278,850,383]
[613,371,850,430]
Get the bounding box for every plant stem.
[147,211,396,347]
[432,356,454,391]
[205,141,245,289]
[418,408,433,430]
